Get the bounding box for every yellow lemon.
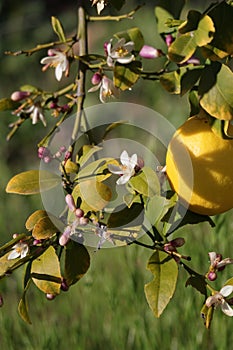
[166,115,233,215]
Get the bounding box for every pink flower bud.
[61,278,69,292]
[11,91,30,101]
[38,146,50,159]
[43,156,51,163]
[59,226,71,246]
[207,271,217,281]
[139,45,163,59]
[91,72,102,85]
[165,34,174,47]
[46,293,56,300]
[170,237,185,248]
[65,194,76,211]
[60,146,66,153]
[33,239,42,245]
[75,208,84,218]
[48,49,56,56]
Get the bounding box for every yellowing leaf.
[129,167,160,197]
[32,216,58,240]
[114,61,142,91]
[6,170,61,195]
[31,246,62,295]
[144,250,178,317]
[25,210,48,231]
[78,179,112,211]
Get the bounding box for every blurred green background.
[1,1,233,349]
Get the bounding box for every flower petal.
[208,251,217,265]
[108,164,123,174]
[120,150,130,166]
[220,285,233,297]
[130,153,138,167]
[55,64,63,81]
[221,301,233,317]
[7,250,20,260]
[116,174,131,185]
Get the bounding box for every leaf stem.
[87,4,144,22]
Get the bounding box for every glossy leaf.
[6,170,61,195]
[200,64,233,120]
[129,167,160,197]
[144,250,178,317]
[31,246,62,295]
[51,16,66,42]
[107,203,144,229]
[114,61,142,91]
[77,157,111,182]
[32,216,58,240]
[25,210,48,231]
[0,98,18,111]
[73,179,112,212]
[64,240,90,286]
[114,27,144,52]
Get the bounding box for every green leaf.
[32,216,58,240]
[129,167,160,197]
[144,250,178,317]
[0,98,18,111]
[73,179,112,212]
[20,84,39,93]
[168,15,215,64]
[160,70,181,94]
[200,64,233,120]
[155,7,174,34]
[31,246,62,295]
[18,277,32,325]
[201,303,214,329]
[51,16,66,42]
[207,2,233,56]
[64,240,90,286]
[114,61,142,91]
[107,203,144,229]
[185,275,207,297]
[114,27,144,52]
[77,145,102,167]
[155,0,185,20]
[188,89,200,117]
[25,210,48,231]
[6,170,61,195]
[145,194,176,227]
[223,277,233,287]
[77,157,111,182]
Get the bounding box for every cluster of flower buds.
[163,237,186,262]
[59,194,89,246]
[38,145,67,163]
[206,252,233,281]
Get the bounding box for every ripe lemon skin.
[166,115,233,215]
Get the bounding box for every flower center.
[116,47,128,57]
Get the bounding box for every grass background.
[1,1,233,349]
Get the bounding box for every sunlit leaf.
[6,170,61,195]
[144,250,178,317]
[25,210,48,231]
[64,240,90,286]
[129,167,160,197]
[114,27,144,52]
[32,216,58,240]
[51,16,66,42]
[200,64,233,120]
[77,145,102,167]
[31,246,61,294]
[194,15,215,47]
[160,70,182,94]
[114,61,142,91]
[145,194,176,227]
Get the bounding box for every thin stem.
[71,2,87,144]
[87,4,144,22]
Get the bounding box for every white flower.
[108,150,138,185]
[40,49,69,81]
[208,251,233,270]
[106,38,135,67]
[95,224,114,250]
[91,0,106,14]
[205,285,233,317]
[8,242,29,260]
[28,104,47,126]
[88,75,120,103]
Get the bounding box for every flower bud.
[60,146,66,153]
[75,208,84,218]
[61,278,69,292]
[170,237,185,248]
[65,194,76,211]
[207,271,217,281]
[46,293,56,300]
[59,226,71,246]
[91,72,102,85]
[11,91,30,101]
[38,146,50,159]
[165,34,174,47]
[139,45,163,59]
[43,156,51,163]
